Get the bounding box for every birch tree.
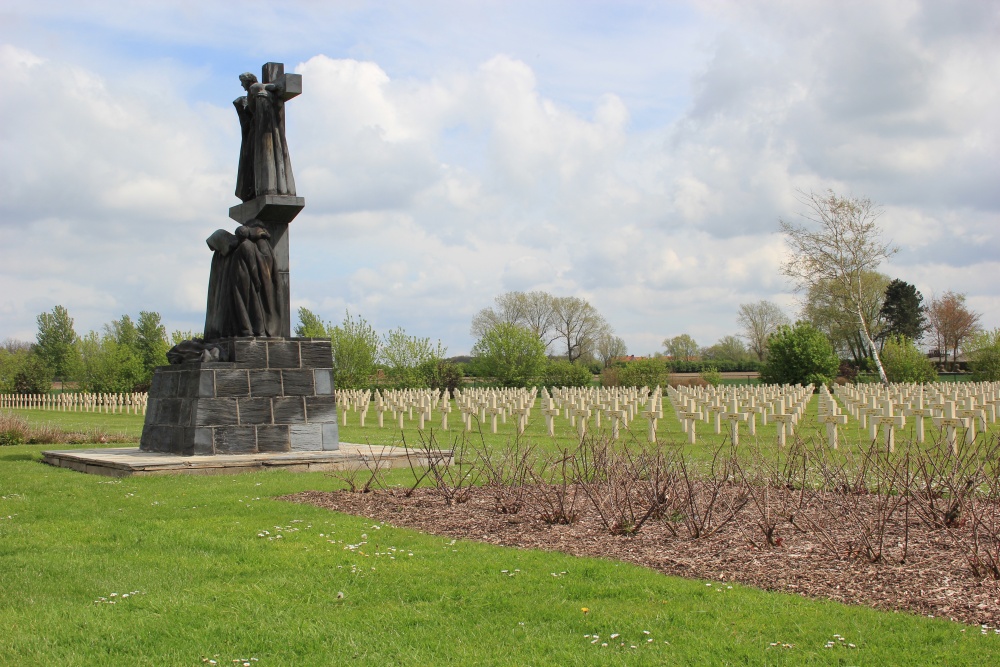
[779,191,897,385]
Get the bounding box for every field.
[2,398,1000,664]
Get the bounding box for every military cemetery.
[3,4,1000,665]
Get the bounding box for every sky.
[1,0,997,356]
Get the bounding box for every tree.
[780,191,897,384]
[760,322,839,387]
[380,328,446,388]
[663,334,699,361]
[702,335,752,362]
[736,301,789,361]
[927,291,981,371]
[35,305,80,380]
[77,329,146,393]
[880,279,927,342]
[617,358,671,389]
[966,329,1000,381]
[541,359,593,388]
[880,336,937,383]
[595,332,628,368]
[802,272,889,365]
[470,291,555,342]
[136,311,169,375]
[295,307,331,338]
[550,296,609,364]
[471,323,547,387]
[330,311,381,389]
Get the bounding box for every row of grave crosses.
[832,382,1000,453]
[332,385,667,440]
[540,386,664,440]
[666,384,813,446]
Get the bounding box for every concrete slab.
[41,444,450,478]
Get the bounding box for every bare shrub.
[574,434,678,536]
[806,439,911,563]
[733,439,811,549]
[674,440,747,539]
[403,430,480,506]
[910,435,987,530]
[954,439,1000,579]
[328,446,391,493]
[526,448,582,525]
[477,437,536,514]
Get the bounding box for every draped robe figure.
[234,66,297,202]
[203,223,283,339]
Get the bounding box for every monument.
[138,62,339,456]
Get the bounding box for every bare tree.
[550,296,609,363]
[596,332,628,368]
[470,291,555,343]
[928,291,981,371]
[736,301,790,361]
[779,191,897,385]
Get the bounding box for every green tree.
[880,336,937,383]
[10,352,53,394]
[617,358,671,389]
[802,271,889,365]
[702,335,752,362]
[35,305,80,380]
[295,307,331,338]
[663,334,699,361]
[78,330,146,393]
[541,359,593,388]
[880,279,927,342]
[760,322,839,387]
[380,327,446,388]
[966,329,1000,381]
[330,312,380,389]
[136,311,169,375]
[471,323,547,387]
[170,329,198,345]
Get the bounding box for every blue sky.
[1,1,998,356]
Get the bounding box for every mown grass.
[1,437,999,665]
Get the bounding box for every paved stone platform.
[42,444,448,478]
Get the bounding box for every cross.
[874,399,905,452]
[439,393,452,431]
[723,398,748,447]
[904,388,933,443]
[680,409,703,444]
[933,401,970,455]
[771,400,795,448]
[957,397,986,445]
[542,397,561,437]
[606,397,627,440]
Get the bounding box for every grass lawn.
[1,432,999,664]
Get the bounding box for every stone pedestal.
[139,337,338,456]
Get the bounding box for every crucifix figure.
[235,62,301,202]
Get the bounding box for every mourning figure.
[234,67,297,202]
[203,222,282,340]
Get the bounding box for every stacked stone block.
[140,338,338,455]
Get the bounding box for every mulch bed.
[283,485,1000,627]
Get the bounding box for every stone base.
[140,337,338,456]
[42,444,451,478]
